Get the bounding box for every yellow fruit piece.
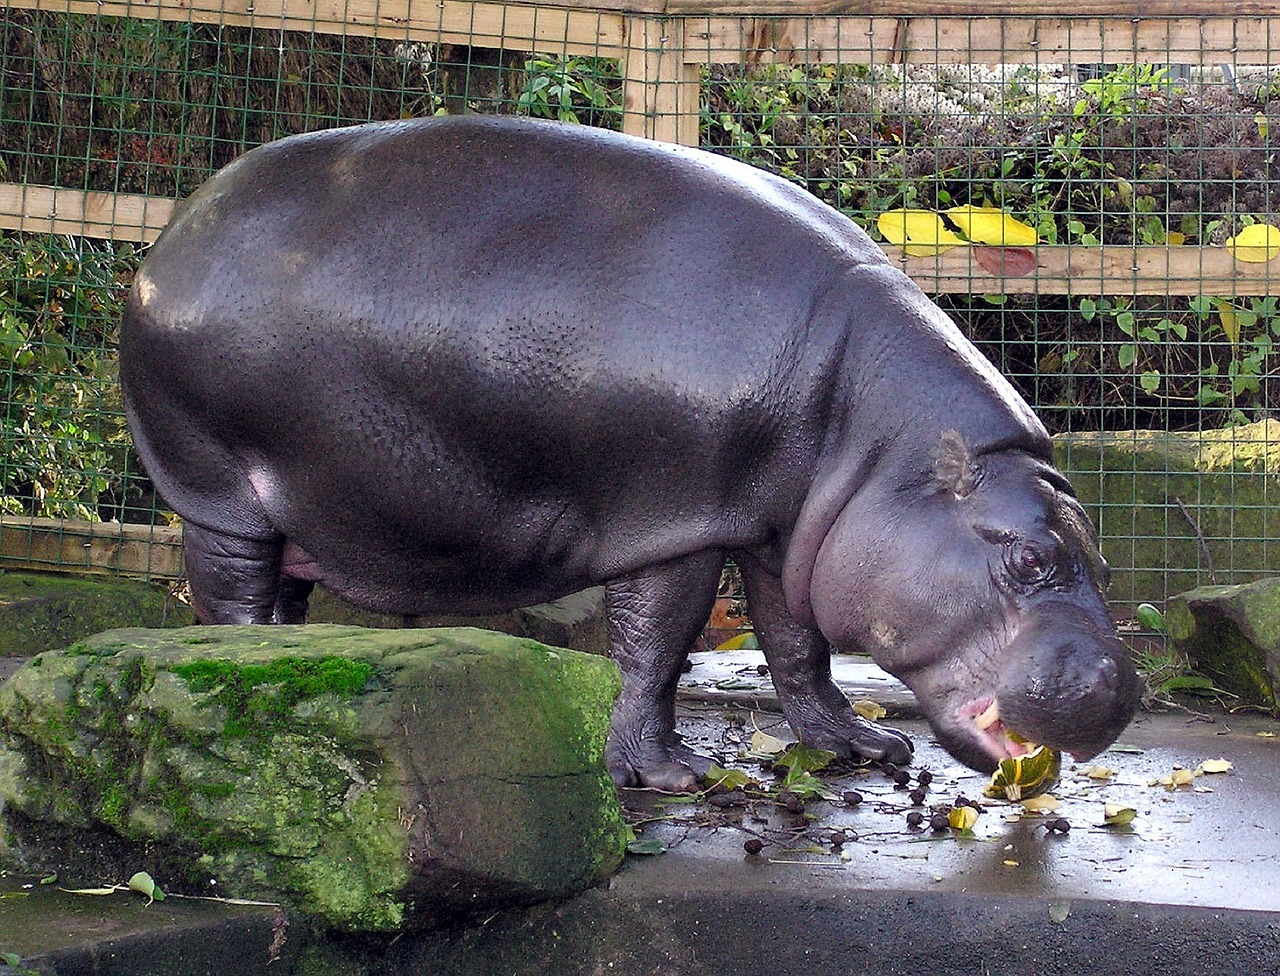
[949,805,980,831]
[1225,223,1280,262]
[984,745,1062,802]
[944,205,1039,246]
[1198,758,1233,774]
[877,209,965,256]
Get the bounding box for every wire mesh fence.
[1,0,1278,613]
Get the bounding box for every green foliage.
[1135,603,1167,632]
[517,55,621,127]
[0,234,140,520]
[1075,64,1173,119]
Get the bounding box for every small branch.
[1173,495,1215,583]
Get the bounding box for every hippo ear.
[934,429,977,499]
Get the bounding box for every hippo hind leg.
[183,521,300,624]
[605,550,724,793]
[272,577,315,624]
[738,554,913,766]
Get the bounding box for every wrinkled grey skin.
[121,115,1140,791]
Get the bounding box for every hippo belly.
[122,115,1140,791]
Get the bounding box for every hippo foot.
[798,714,915,767]
[607,730,712,793]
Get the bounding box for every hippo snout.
[996,604,1142,760]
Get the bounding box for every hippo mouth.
[959,695,1038,765]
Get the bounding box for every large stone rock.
[0,625,627,931]
[1054,420,1280,613]
[0,571,193,658]
[1165,578,1280,710]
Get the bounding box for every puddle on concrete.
[622,700,1280,914]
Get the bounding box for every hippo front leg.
[738,555,913,766]
[605,551,725,793]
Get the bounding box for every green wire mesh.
[0,4,1277,611]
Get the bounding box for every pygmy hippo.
[121,115,1141,791]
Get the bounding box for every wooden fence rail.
[4,0,1280,295]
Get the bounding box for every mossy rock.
[0,625,626,931]
[0,571,193,658]
[1054,420,1280,614]
[1165,579,1280,710]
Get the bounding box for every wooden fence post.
[621,15,701,145]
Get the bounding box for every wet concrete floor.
[670,649,1280,913]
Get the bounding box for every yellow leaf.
[748,728,789,757]
[877,209,965,256]
[1020,793,1060,813]
[127,871,164,905]
[1103,803,1137,825]
[944,205,1039,246]
[1216,300,1242,346]
[715,631,759,651]
[853,698,887,721]
[1166,231,1186,246]
[1225,223,1280,262]
[1083,764,1116,780]
[1256,112,1270,139]
[1152,767,1198,790]
[949,805,980,830]
[703,764,756,791]
[1257,731,1277,738]
[1197,758,1233,774]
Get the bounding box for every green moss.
[193,780,236,799]
[1055,421,1280,612]
[1168,580,1280,709]
[99,782,128,827]
[173,656,374,737]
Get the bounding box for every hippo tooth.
[975,699,1001,731]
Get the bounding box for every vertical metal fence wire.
[0,2,1277,614]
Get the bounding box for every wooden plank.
[0,183,175,243]
[622,14,701,143]
[683,16,1279,64]
[888,244,1280,296]
[13,0,1273,19]
[3,0,628,58]
[663,1,1280,17]
[9,0,1273,62]
[5,177,1276,295]
[0,516,185,579]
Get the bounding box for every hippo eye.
[1008,541,1054,585]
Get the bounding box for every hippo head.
[803,430,1141,773]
